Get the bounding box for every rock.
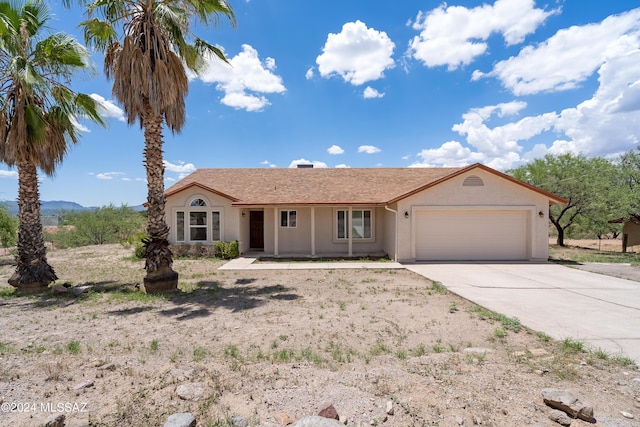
[43,414,65,427]
[51,284,68,294]
[88,358,105,368]
[548,409,572,426]
[73,380,94,391]
[272,412,294,425]
[176,383,205,401]
[99,363,116,371]
[386,400,394,415]
[529,348,548,357]
[621,411,635,419]
[464,347,492,355]
[230,415,248,427]
[163,412,196,427]
[456,415,464,425]
[290,416,344,427]
[72,285,92,296]
[542,388,594,422]
[318,403,339,419]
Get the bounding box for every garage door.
[415,210,528,261]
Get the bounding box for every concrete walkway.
[405,263,640,362]
[218,256,404,270]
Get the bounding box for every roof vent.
[463,175,484,187]
[297,164,313,168]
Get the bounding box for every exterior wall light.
[404,211,409,218]
[538,211,544,218]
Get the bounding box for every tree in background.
[508,153,629,246]
[0,0,103,292]
[78,0,235,293]
[0,204,17,249]
[53,204,145,247]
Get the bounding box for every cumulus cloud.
[96,172,125,180]
[358,145,381,154]
[474,8,640,95]
[334,164,350,168]
[316,20,395,85]
[288,158,328,168]
[260,160,277,167]
[408,0,557,70]
[196,44,286,112]
[164,160,196,174]
[363,87,384,99]
[0,169,18,179]
[327,145,344,155]
[90,93,125,121]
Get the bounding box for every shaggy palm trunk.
[141,103,178,293]
[8,161,57,292]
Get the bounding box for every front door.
[249,210,264,249]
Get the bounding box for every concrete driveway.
[404,262,640,362]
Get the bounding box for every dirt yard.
[0,244,639,427]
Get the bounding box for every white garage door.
[415,210,528,261]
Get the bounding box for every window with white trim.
[175,198,222,242]
[336,209,372,240]
[280,210,297,228]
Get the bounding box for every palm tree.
[79,0,235,293]
[0,0,103,292]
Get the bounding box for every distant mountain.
[0,200,145,216]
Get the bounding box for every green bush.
[214,240,239,259]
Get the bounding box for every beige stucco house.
[163,163,566,262]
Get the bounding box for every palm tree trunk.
[141,102,178,293]
[8,161,57,292]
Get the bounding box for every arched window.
[175,197,221,243]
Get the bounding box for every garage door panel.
[416,210,528,261]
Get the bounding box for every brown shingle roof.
[164,164,567,206]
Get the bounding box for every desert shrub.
[214,240,239,259]
[170,243,216,259]
[0,205,17,248]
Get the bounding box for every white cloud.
[474,8,640,95]
[412,141,485,168]
[96,172,125,180]
[334,164,350,168]
[197,44,286,112]
[0,169,18,179]
[408,0,557,70]
[327,145,344,155]
[288,158,328,168]
[164,160,196,174]
[551,50,640,156]
[260,160,277,167]
[90,93,125,121]
[363,86,384,99]
[358,145,381,154]
[316,20,395,85]
[305,68,314,80]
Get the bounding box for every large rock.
[317,403,339,419]
[290,416,344,427]
[163,413,196,427]
[542,388,594,422]
[548,409,572,426]
[176,383,205,401]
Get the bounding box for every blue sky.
[1,0,640,207]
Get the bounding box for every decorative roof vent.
[463,175,484,187]
[297,164,313,168]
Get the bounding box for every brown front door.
[249,211,264,249]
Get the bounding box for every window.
[280,210,297,228]
[336,209,372,240]
[175,197,222,242]
[176,212,185,241]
